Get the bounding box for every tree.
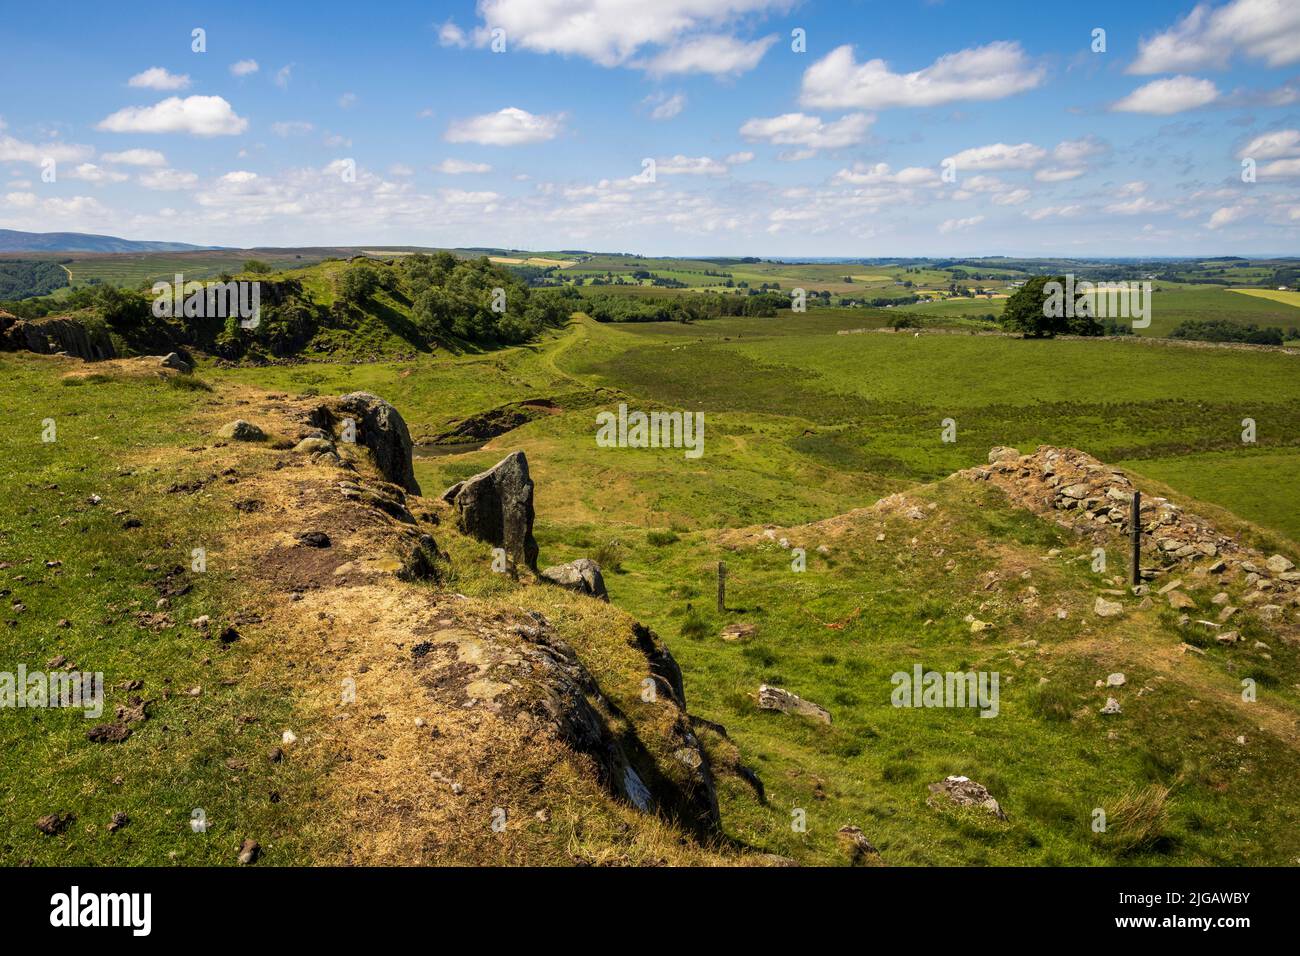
[338,263,379,304]
[242,259,272,275]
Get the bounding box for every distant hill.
[0,229,216,253]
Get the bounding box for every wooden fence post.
[717,561,726,613]
[1131,491,1142,586]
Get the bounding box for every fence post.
[717,561,726,613]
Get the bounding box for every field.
[7,260,1300,866]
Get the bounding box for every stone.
[443,451,539,571]
[1266,554,1295,574]
[927,775,1006,820]
[1106,673,1126,687]
[36,813,74,836]
[1100,697,1122,715]
[333,392,420,494]
[293,437,335,455]
[1157,579,1183,595]
[721,622,757,642]
[1216,630,1239,644]
[1167,590,1195,610]
[837,825,880,865]
[237,839,260,865]
[540,558,608,601]
[1094,596,1123,617]
[758,684,831,724]
[159,352,191,372]
[295,531,331,548]
[217,419,265,442]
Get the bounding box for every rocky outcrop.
[217,419,266,441]
[540,558,608,601]
[319,392,421,494]
[442,451,539,571]
[927,775,1007,819]
[758,684,832,724]
[0,314,115,361]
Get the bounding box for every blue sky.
[1,0,1298,255]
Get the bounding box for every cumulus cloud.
[139,168,199,190]
[832,162,939,186]
[67,163,128,184]
[639,34,777,77]
[1129,0,1300,74]
[1207,204,1248,228]
[435,158,492,174]
[271,121,314,137]
[96,95,249,136]
[127,67,191,91]
[939,215,984,233]
[944,142,1046,171]
[740,112,874,151]
[470,0,788,70]
[0,133,94,165]
[445,107,562,145]
[655,155,731,176]
[1025,204,1084,220]
[1237,128,1300,160]
[1111,76,1220,114]
[801,41,1043,110]
[100,148,167,166]
[439,21,468,48]
[229,59,259,77]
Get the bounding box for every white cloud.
[1111,76,1219,114]
[68,163,128,183]
[1034,167,1085,182]
[1025,205,1084,220]
[0,133,94,165]
[230,59,260,77]
[1260,157,1300,178]
[1207,204,1248,228]
[100,148,167,166]
[470,0,788,68]
[1105,196,1170,215]
[640,34,777,77]
[127,67,191,91]
[139,168,199,190]
[439,21,468,48]
[944,142,1046,171]
[833,162,939,186]
[1130,0,1300,74]
[96,95,249,136]
[939,215,984,234]
[275,65,293,89]
[656,155,731,176]
[271,121,314,137]
[445,107,562,145]
[440,188,501,207]
[991,188,1032,206]
[435,158,492,174]
[801,41,1043,110]
[338,92,358,110]
[645,92,686,120]
[1237,128,1300,160]
[1053,135,1109,166]
[740,112,874,151]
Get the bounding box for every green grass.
[0,355,329,865]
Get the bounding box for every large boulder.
[443,451,538,571]
[333,392,420,494]
[217,419,265,441]
[0,315,115,361]
[540,558,608,601]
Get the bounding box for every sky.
[1,0,1299,256]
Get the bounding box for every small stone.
[218,419,266,442]
[107,812,129,833]
[36,813,73,835]
[295,531,331,548]
[281,730,298,747]
[1106,673,1126,687]
[1100,697,1122,715]
[237,839,260,865]
[1266,554,1295,575]
[1094,597,1123,617]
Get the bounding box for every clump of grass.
[1030,681,1075,722]
[166,375,213,392]
[1100,784,1172,855]
[592,538,625,573]
[679,607,711,641]
[646,529,679,546]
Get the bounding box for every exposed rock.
[333,392,420,494]
[293,437,335,454]
[36,812,74,835]
[1167,590,1195,610]
[540,558,608,601]
[159,352,191,372]
[1100,697,1122,715]
[397,533,449,583]
[295,531,331,548]
[721,622,757,642]
[927,776,1006,819]
[443,451,539,571]
[217,419,265,442]
[1094,596,1123,617]
[758,684,831,724]
[237,839,260,865]
[837,825,881,865]
[1267,554,1295,574]
[1106,673,1126,687]
[0,314,114,360]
